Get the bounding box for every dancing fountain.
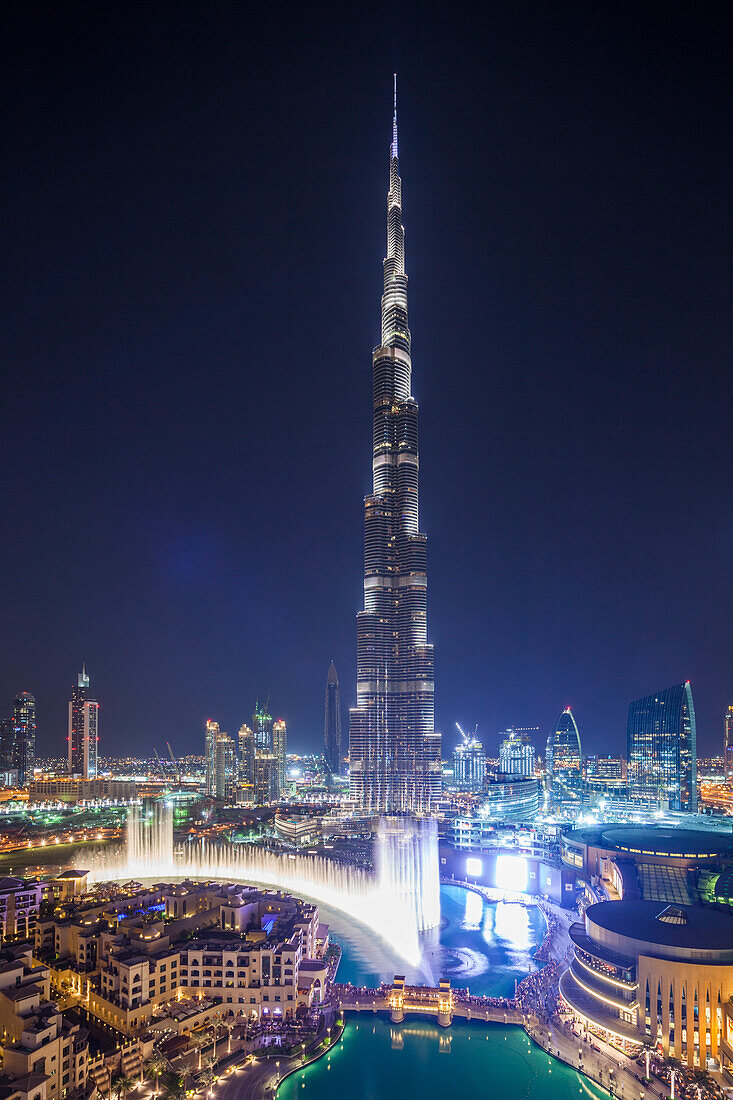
[89,802,439,966]
[377,815,440,932]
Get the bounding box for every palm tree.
[189,1034,207,1071]
[200,1059,216,1100]
[112,1073,135,1100]
[223,1017,235,1055]
[162,1073,188,1100]
[147,1053,168,1097]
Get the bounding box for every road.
[214,1054,302,1100]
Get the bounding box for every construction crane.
[166,741,181,789]
[152,748,168,784]
[455,722,479,745]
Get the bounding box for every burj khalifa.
[349,80,442,813]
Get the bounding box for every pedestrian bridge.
[334,977,524,1028]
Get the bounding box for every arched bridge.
[334,977,525,1028]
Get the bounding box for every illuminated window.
[466,857,483,877]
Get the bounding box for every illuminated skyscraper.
[452,736,485,792]
[204,719,219,796]
[546,707,582,807]
[238,722,255,796]
[252,703,273,752]
[627,682,697,812]
[272,719,286,795]
[68,665,98,779]
[725,706,733,783]
[213,730,237,802]
[349,79,441,813]
[498,728,536,779]
[13,693,36,786]
[324,661,341,775]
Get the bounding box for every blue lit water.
[278,1018,607,1100]
[320,883,545,996]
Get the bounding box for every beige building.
[0,947,90,1100]
[28,779,135,804]
[561,899,733,1069]
[35,880,329,1035]
[0,879,43,944]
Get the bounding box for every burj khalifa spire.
[349,79,442,814]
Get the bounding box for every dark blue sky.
[2,2,732,759]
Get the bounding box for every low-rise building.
[27,780,135,804]
[0,879,43,943]
[561,899,733,1069]
[35,881,328,1035]
[0,947,90,1100]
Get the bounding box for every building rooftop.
[566,824,733,860]
[587,899,733,952]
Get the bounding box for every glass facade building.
[68,666,98,780]
[627,682,697,812]
[546,707,583,807]
[349,82,441,812]
[452,738,486,791]
[725,706,733,783]
[12,692,36,786]
[499,728,536,778]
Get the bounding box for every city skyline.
[2,4,732,758]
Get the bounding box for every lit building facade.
[273,720,286,796]
[67,666,98,780]
[239,722,255,799]
[499,728,536,778]
[452,738,486,791]
[546,707,582,807]
[627,682,697,812]
[479,776,540,822]
[213,730,237,802]
[725,706,733,783]
[324,661,342,775]
[204,719,219,797]
[560,899,733,1068]
[349,82,441,813]
[253,704,273,752]
[10,693,36,786]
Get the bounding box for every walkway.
[528,1017,672,1100]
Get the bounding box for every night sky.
[2,2,732,760]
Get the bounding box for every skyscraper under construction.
[349,81,441,813]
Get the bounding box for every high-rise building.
[68,666,98,780]
[452,735,486,792]
[627,682,697,812]
[324,661,341,776]
[585,754,626,781]
[546,707,582,807]
[272,719,286,796]
[213,730,237,802]
[498,728,536,778]
[254,753,278,804]
[349,79,441,814]
[725,707,733,784]
[0,718,18,785]
[204,721,237,801]
[238,722,255,794]
[252,704,273,752]
[204,719,219,797]
[12,693,36,786]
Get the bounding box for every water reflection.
[493,901,531,951]
[462,888,483,929]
